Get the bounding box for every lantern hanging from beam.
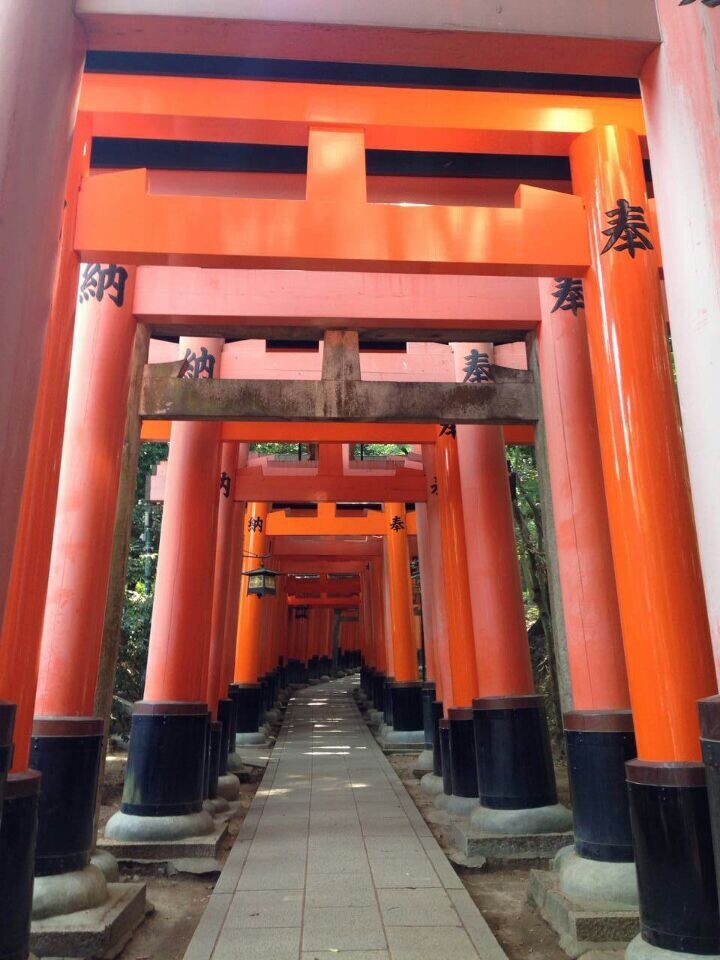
[242,565,279,598]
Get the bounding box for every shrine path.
[184,676,508,960]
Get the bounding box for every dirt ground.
[98,752,264,960]
[389,753,570,960]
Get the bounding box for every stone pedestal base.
[33,865,107,920]
[216,773,240,801]
[625,934,720,960]
[419,772,445,796]
[451,820,573,863]
[377,726,425,751]
[413,749,434,778]
[529,868,639,958]
[469,801,572,835]
[30,882,147,959]
[99,818,227,864]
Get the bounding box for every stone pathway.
[185,677,508,960]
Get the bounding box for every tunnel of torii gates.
[5,7,720,960]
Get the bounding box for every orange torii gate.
[0,61,713,959]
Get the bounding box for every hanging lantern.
[242,565,278,598]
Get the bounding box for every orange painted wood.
[233,501,269,684]
[383,504,418,683]
[266,504,417,537]
[134,266,541,331]
[451,344,535,698]
[34,265,138,719]
[143,338,223,702]
[206,441,238,716]
[75,169,589,277]
[435,432,479,708]
[0,116,93,769]
[571,126,716,761]
[80,74,646,156]
[536,279,629,710]
[140,420,535,445]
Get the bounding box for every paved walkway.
[185,677,507,960]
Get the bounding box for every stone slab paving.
[184,677,509,960]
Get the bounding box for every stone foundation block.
[451,822,572,863]
[30,882,147,959]
[98,820,228,864]
[529,868,639,958]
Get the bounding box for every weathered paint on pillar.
[34,265,138,721]
[0,1,84,630]
[234,501,270,684]
[641,4,720,680]
[0,116,93,771]
[570,126,716,761]
[206,440,238,716]
[384,504,417,682]
[435,431,479,708]
[421,445,453,706]
[143,338,223,703]
[536,278,629,710]
[451,343,534,698]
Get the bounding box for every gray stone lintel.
[140,365,537,425]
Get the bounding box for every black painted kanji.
[601,199,654,258]
[551,278,585,316]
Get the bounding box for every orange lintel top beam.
[266,505,417,537]
[75,171,589,277]
[140,420,534,445]
[80,74,645,157]
[287,596,359,608]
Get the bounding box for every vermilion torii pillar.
[571,126,719,958]
[107,337,224,844]
[28,264,137,921]
[0,118,93,955]
[451,343,571,836]
[536,277,637,906]
[434,427,481,815]
[381,503,424,746]
[418,444,454,797]
[232,501,271,744]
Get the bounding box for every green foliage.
[507,444,563,753]
[113,441,167,735]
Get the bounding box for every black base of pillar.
[0,702,15,821]
[421,683,437,751]
[473,695,556,809]
[564,710,636,861]
[439,719,452,796]
[207,722,222,801]
[0,771,41,960]
[383,677,395,727]
[701,695,720,905]
[30,717,104,876]
[390,682,424,732]
[627,759,720,954]
[448,708,478,799]
[121,702,209,817]
[431,701,444,778]
[372,672,386,712]
[229,683,262,734]
[217,698,234,773]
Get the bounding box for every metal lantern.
[242,565,278,598]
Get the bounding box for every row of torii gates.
[1,59,720,960]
